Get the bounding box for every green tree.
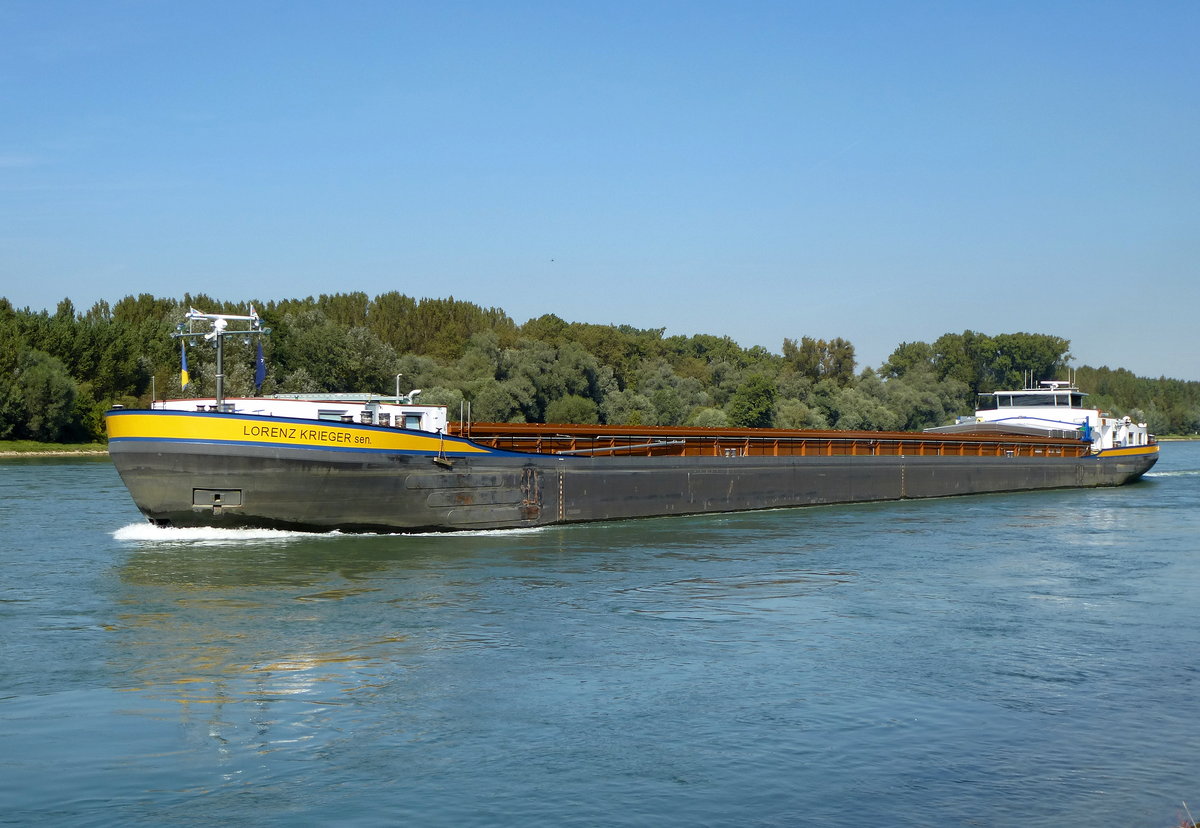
[367,291,417,351]
[990,333,1071,390]
[602,389,656,425]
[774,397,828,429]
[545,394,600,424]
[271,309,399,394]
[727,374,776,428]
[932,330,996,395]
[0,303,24,437]
[782,336,823,380]
[407,296,515,361]
[318,291,370,329]
[521,313,570,345]
[636,358,708,425]
[782,336,854,385]
[828,374,902,431]
[418,386,466,416]
[689,407,729,428]
[882,341,934,378]
[882,365,970,429]
[823,337,856,385]
[471,379,531,422]
[6,349,78,441]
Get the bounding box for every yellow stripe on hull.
[106,411,496,455]
[1095,445,1160,459]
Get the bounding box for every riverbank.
[0,441,108,457]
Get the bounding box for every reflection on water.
[110,540,436,773]
[114,536,458,701]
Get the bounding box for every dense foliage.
[2,292,1197,442]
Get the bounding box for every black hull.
[109,440,1159,533]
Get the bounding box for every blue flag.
[255,341,266,393]
[180,342,190,390]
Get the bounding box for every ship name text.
[242,424,373,445]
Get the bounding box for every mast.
[173,307,270,410]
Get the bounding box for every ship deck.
[446,422,1092,459]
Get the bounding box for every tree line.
[2,292,1197,442]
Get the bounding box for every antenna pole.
[215,335,225,408]
[173,307,270,412]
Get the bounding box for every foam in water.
[111,522,548,543]
[112,523,321,543]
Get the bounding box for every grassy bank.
[0,440,108,456]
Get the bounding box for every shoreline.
[0,449,109,457]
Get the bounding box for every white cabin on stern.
[970,381,1150,451]
[926,380,1153,452]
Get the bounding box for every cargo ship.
[105,311,1159,533]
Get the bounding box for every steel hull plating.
[108,433,1159,533]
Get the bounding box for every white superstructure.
[153,394,449,433]
[971,381,1150,451]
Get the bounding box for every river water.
[2,445,1198,827]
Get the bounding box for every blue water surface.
[1,445,1198,827]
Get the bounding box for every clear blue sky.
[2,1,1196,380]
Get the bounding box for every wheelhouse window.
[981,389,1084,410]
